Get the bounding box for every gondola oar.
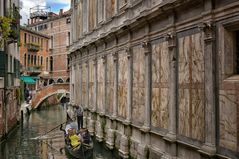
[34,121,68,140]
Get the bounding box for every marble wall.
[82,63,88,107]
[106,54,114,114]
[151,41,169,129]
[70,0,239,158]
[178,33,205,141]
[89,60,95,108]
[218,26,239,152]
[75,66,80,105]
[118,50,127,118]
[97,57,104,113]
[132,46,145,125]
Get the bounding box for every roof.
[27,9,72,27]
[20,26,50,39]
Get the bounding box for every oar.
[35,121,67,139]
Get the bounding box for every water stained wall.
[70,0,239,158]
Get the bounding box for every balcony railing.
[25,43,40,52]
[25,65,42,73]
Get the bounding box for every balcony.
[26,65,42,76]
[25,43,40,52]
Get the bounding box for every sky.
[20,0,71,25]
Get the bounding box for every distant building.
[0,0,20,140]
[69,1,239,159]
[27,7,71,84]
[19,26,50,90]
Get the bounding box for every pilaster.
[141,41,151,132]
[79,63,83,107]
[199,21,217,156]
[93,58,97,112]
[125,47,132,125]
[102,55,107,115]
[164,32,177,142]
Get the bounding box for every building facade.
[19,26,50,89]
[69,0,239,159]
[0,0,20,140]
[27,9,71,84]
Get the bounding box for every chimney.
[59,9,63,16]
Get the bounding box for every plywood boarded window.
[106,0,115,19]
[97,58,104,112]
[178,33,205,141]
[82,62,88,107]
[118,50,127,118]
[106,54,114,114]
[89,60,95,109]
[132,46,145,125]
[151,41,169,130]
[89,0,96,31]
[97,0,104,23]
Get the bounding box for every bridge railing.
[31,83,70,109]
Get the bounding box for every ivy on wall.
[0,16,12,47]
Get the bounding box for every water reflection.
[0,105,119,159]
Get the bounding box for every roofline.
[27,9,72,27]
[20,26,50,39]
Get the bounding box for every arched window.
[50,56,53,71]
[31,55,33,65]
[41,56,43,65]
[28,54,30,66]
[49,79,55,85]
[34,55,37,65]
[57,78,64,83]
[24,54,27,66]
[46,57,48,71]
[43,80,48,86]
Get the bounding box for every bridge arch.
[31,83,69,109]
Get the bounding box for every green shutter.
[0,51,7,77]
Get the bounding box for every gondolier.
[75,105,83,130]
[60,120,94,159]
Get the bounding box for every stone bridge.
[31,83,70,109]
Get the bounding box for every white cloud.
[20,0,71,25]
[20,0,47,25]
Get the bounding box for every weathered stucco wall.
[69,0,239,158]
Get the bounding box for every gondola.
[60,122,94,159]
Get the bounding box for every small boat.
[60,123,94,159]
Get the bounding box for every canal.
[0,105,119,159]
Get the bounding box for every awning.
[20,76,36,84]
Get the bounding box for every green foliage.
[0,6,20,47]
[0,16,12,47]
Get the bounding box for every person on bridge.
[75,105,83,130]
[24,87,29,102]
[60,96,67,109]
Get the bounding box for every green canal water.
[0,105,119,159]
